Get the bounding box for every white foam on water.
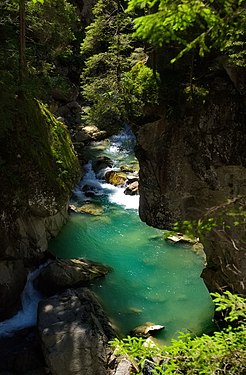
[0,263,48,337]
[101,182,139,210]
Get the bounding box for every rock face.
[35,258,111,296]
[38,288,116,375]
[0,260,27,320]
[0,328,48,374]
[0,99,80,319]
[135,74,246,295]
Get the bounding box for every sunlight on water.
[50,208,214,344]
[50,127,214,344]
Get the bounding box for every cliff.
[135,64,246,295]
[0,97,80,320]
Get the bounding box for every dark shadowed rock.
[124,181,139,196]
[0,260,27,321]
[135,75,246,295]
[38,288,116,375]
[34,258,111,296]
[0,328,48,374]
[92,156,113,175]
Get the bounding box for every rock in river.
[38,288,116,375]
[130,322,165,338]
[34,258,111,296]
[69,202,104,216]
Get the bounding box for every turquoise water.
[49,204,214,344]
[49,130,214,344]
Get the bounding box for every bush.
[110,292,246,374]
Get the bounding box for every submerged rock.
[34,258,111,296]
[130,322,165,338]
[69,202,104,216]
[38,288,116,375]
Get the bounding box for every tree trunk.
[19,0,26,88]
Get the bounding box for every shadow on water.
[50,128,215,344]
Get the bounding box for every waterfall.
[0,263,48,337]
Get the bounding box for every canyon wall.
[135,67,246,295]
[0,98,80,319]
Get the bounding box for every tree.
[80,0,159,129]
[19,0,45,86]
[0,0,79,99]
[126,0,246,63]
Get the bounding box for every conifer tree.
[80,0,159,129]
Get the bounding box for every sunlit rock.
[69,202,104,216]
[124,181,139,196]
[130,322,165,338]
[34,258,111,296]
[105,170,127,186]
[38,288,116,375]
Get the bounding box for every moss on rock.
[0,96,80,217]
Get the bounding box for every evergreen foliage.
[126,0,246,63]
[80,0,159,129]
[0,0,79,99]
[110,292,246,374]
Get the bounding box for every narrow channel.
[50,128,214,343]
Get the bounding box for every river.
[49,128,214,343]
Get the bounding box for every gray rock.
[35,258,111,296]
[75,125,107,143]
[38,288,116,375]
[130,322,165,338]
[114,356,132,375]
[0,260,27,321]
[92,157,113,175]
[135,76,246,295]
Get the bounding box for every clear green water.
[50,131,214,344]
[49,204,214,344]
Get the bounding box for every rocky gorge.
[135,64,246,296]
[0,0,245,373]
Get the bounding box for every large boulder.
[38,288,116,375]
[0,260,27,321]
[105,171,127,186]
[34,258,111,296]
[75,125,107,143]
